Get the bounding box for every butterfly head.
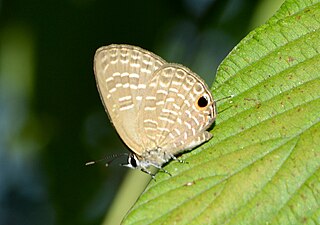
[123,153,140,169]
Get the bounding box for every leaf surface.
[123,1,320,224]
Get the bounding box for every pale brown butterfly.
[89,44,217,178]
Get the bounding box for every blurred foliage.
[0,0,283,224]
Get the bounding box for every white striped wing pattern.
[94,44,216,174]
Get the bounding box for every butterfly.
[91,44,216,177]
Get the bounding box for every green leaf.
[122,0,320,224]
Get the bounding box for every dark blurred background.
[0,0,282,224]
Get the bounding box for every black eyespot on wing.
[197,95,209,108]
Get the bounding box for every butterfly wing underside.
[138,64,216,165]
[94,44,166,153]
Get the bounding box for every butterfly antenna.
[215,94,234,103]
[215,95,234,114]
[85,153,129,167]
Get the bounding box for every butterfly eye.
[196,95,209,109]
[128,154,138,168]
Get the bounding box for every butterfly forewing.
[94,45,166,153]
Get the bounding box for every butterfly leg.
[171,154,187,164]
[150,162,172,177]
[159,167,172,176]
[140,167,156,179]
[165,152,187,164]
